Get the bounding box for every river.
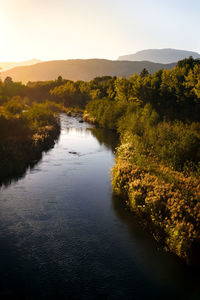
[0,114,199,299]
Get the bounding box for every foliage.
[0,95,59,140]
[112,145,200,263]
[4,96,27,115]
[84,98,127,129]
[84,57,200,263]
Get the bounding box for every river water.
[0,114,199,299]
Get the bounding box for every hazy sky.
[0,0,200,61]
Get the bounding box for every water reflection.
[112,194,200,299]
[90,127,119,152]
[0,151,41,189]
[0,140,58,189]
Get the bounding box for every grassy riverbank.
[0,100,60,186]
[112,141,200,264]
[84,58,200,264]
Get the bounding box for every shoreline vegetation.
[0,102,60,186]
[0,76,84,186]
[83,58,200,264]
[1,57,200,264]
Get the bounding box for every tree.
[57,76,63,84]
[114,77,132,102]
[4,76,13,85]
[140,68,149,77]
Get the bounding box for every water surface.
[0,114,199,299]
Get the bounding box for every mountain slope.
[1,59,176,83]
[0,59,41,72]
[118,49,200,64]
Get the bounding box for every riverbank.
[111,141,200,265]
[84,104,200,264]
[0,100,61,186]
[84,99,200,264]
[0,121,60,186]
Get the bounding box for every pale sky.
[0,0,200,62]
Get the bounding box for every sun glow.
[0,0,200,62]
[0,10,13,62]
[0,11,6,48]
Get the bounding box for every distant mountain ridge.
[1,59,176,83]
[118,49,200,64]
[0,59,41,72]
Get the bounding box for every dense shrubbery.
[112,140,200,263]
[0,100,59,139]
[84,98,127,129]
[4,96,27,115]
[0,82,61,185]
[22,103,58,130]
[117,106,200,171]
[84,58,200,263]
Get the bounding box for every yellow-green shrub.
[112,143,200,262]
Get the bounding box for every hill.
[118,49,200,64]
[1,59,175,83]
[0,59,41,72]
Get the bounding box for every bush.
[22,103,56,130]
[4,96,26,115]
[112,143,200,262]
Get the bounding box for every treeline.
[1,57,200,121]
[83,57,200,264]
[0,75,116,109]
[85,57,200,123]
